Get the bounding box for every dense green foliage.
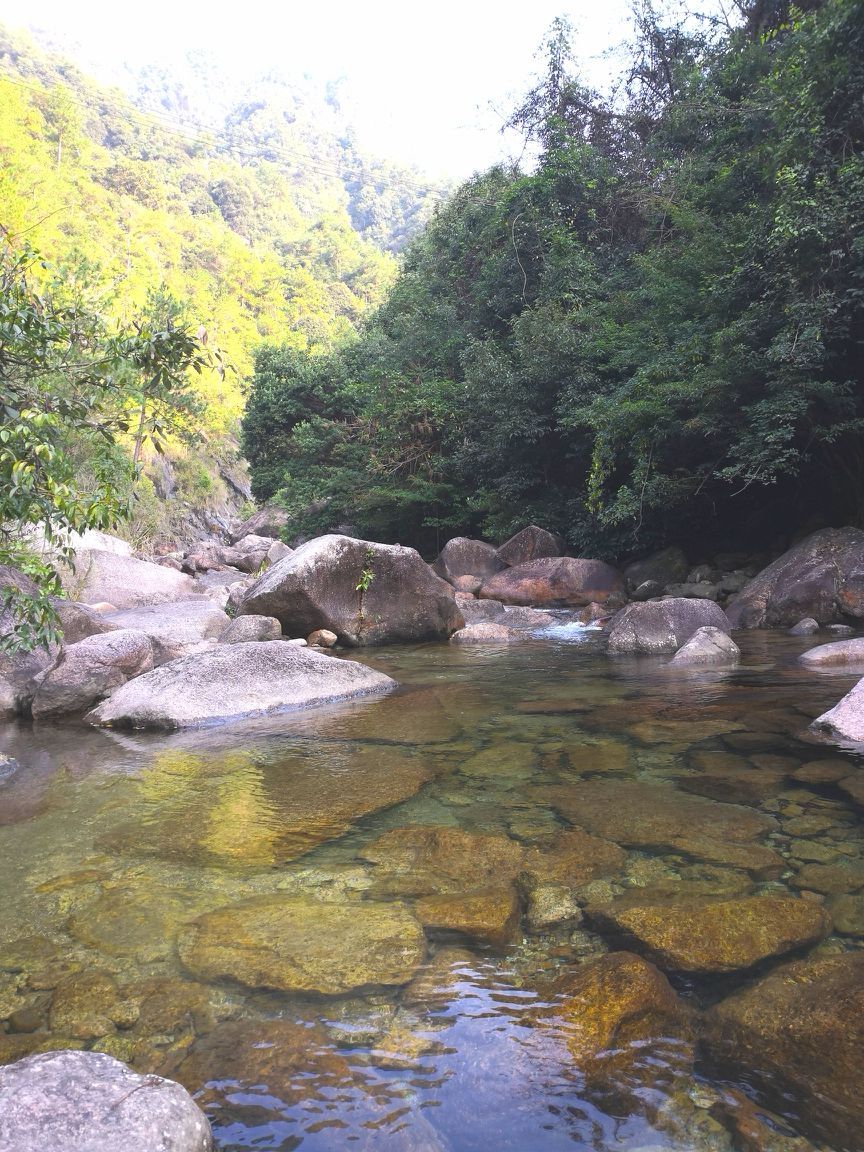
[245,0,864,558]
[0,242,214,649]
[0,25,444,557]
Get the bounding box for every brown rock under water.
[702,952,864,1148]
[588,895,830,974]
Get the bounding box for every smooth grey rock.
[239,535,463,646]
[0,677,17,720]
[32,630,155,719]
[608,598,731,655]
[799,638,864,669]
[104,601,230,663]
[790,618,820,636]
[496,525,561,567]
[64,549,195,609]
[670,626,741,665]
[267,540,293,565]
[219,545,268,574]
[432,537,506,584]
[450,622,515,644]
[0,1049,211,1152]
[727,527,864,628]
[232,533,276,553]
[220,614,282,643]
[87,641,394,730]
[810,676,864,742]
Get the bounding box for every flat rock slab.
[539,778,776,851]
[703,953,864,1148]
[104,601,230,662]
[87,642,394,730]
[0,1049,211,1152]
[588,895,831,973]
[178,895,425,995]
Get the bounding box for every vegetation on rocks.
[244,0,864,558]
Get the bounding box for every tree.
[0,240,215,651]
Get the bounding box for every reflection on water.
[0,631,862,1151]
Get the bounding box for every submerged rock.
[0,1049,211,1152]
[608,599,731,655]
[178,895,426,995]
[415,886,521,947]
[727,527,864,628]
[588,895,830,974]
[86,642,394,730]
[703,952,864,1148]
[361,825,525,897]
[239,534,463,646]
[548,951,693,1089]
[670,626,740,665]
[480,557,624,608]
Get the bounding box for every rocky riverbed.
[1,629,863,1152]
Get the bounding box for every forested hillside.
[0,24,443,549]
[244,0,864,560]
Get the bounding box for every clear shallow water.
[0,630,862,1152]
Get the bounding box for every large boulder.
[702,953,864,1149]
[588,895,830,974]
[0,1049,211,1152]
[431,537,506,584]
[607,598,731,654]
[31,630,155,719]
[219,614,282,643]
[65,549,195,609]
[670,625,740,665]
[178,894,425,995]
[726,527,864,628]
[496,525,561,567]
[86,641,394,730]
[623,546,689,591]
[238,535,464,646]
[0,566,57,706]
[810,676,864,742]
[480,557,624,608]
[103,601,230,663]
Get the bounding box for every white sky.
[2,0,639,178]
